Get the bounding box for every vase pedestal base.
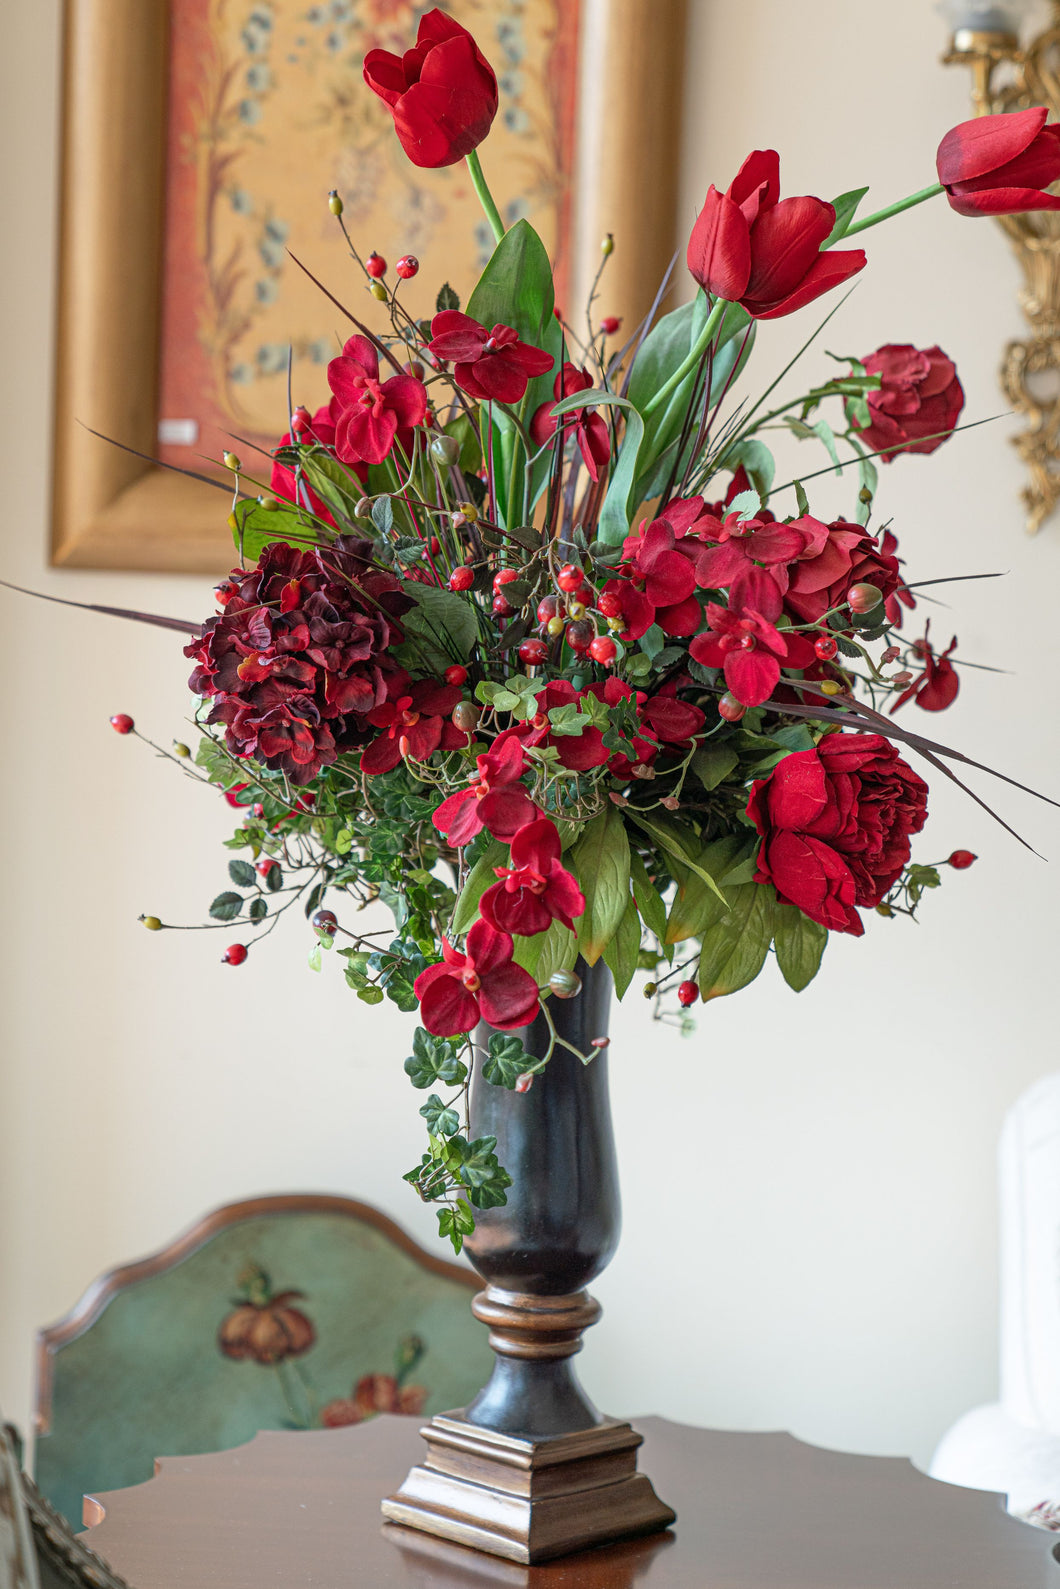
[382,1413,676,1565]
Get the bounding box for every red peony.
[432,735,539,846]
[937,107,1060,217]
[848,345,965,461]
[747,733,929,935]
[414,918,540,1035]
[363,7,498,169]
[327,335,428,466]
[782,520,905,627]
[426,312,554,404]
[185,539,409,783]
[530,362,611,482]
[480,818,586,936]
[686,148,866,320]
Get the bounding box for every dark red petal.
[937,107,1046,185]
[480,883,553,937]
[466,917,516,976]
[724,648,780,708]
[479,785,538,840]
[945,183,1060,216]
[360,735,403,775]
[477,962,541,1030]
[510,816,562,870]
[463,352,530,404]
[381,373,429,428]
[418,971,480,1035]
[686,186,753,300]
[362,48,407,106]
[433,787,482,845]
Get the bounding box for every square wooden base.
[381,1414,676,1565]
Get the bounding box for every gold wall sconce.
[942,0,1060,532]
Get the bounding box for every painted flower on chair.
[320,1335,428,1426]
[218,1263,316,1365]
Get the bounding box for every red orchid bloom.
[890,626,959,714]
[686,149,866,320]
[360,679,468,774]
[937,107,1060,217]
[530,362,611,482]
[689,567,816,708]
[327,335,428,466]
[270,399,367,524]
[619,516,706,636]
[693,512,817,591]
[596,577,656,643]
[479,818,585,937]
[432,735,538,846]
[413,919,540,1035]
[426,312,554,404]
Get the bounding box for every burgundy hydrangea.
[185,539,410,783]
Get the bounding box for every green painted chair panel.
[34,1196,491,1527]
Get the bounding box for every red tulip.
[686,150,866,320]
[937,108,1060,217]
[363,8,498,169]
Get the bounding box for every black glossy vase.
[382,960,676,1564]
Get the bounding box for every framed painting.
[51,0,687,573]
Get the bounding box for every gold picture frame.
[51,0,688,574]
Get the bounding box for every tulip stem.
[839,183,944,238]
[465,150,506,244]
[641,298,728,419]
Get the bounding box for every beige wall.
[2,0,1059,1475]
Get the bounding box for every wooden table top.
[81,1415,1059,1588]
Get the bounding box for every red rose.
[848,345,964,461]
[363,8,498,169]
[686,149,866,320]
[747,733,929,936]
[327,336,427,467]
[937,107,1060,217]
[427,312,553,404]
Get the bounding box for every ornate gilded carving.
[944,3,1060,532]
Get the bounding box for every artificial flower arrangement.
[98,10,1060,1250]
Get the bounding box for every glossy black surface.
[463,959,620,1296]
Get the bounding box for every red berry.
[947,850,977,870]
[492,594,514,616]
[537,595,560,626]
[253,803,265,819]
[312,908,338,932]
[597,590,623,620]
[848,581,883,614]
[518,638,549,666]
[255,858,278,877]
[599,316,622,335]
[718,692,746,722]
[589,635,618,665]
[222,944,248,966]
[448,566,475,591]
[429,536,441,555]
[814,635,839,660]
[366,251,386,277]
[566,619,595,654]
[109,713,134,735]
[395,254,419,279]
[677,980,699,1007]
[215,581,236,606]
[557,563,582,592]
[493,568,519,591]
[290,405,312,434]
[444,665,468,686]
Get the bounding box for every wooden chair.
[34,1194,491,1528]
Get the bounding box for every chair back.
[34,1194,491,1527]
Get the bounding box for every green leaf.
[811,418,842,475]
[357,985,385,1005]
[248,896,268,922]
[698,882,776,999]
[823,186,869,248]
[265,864,283,893]
[300,452,364,521]
[228,859,256,887]
[481,1033,532,1089]
[569,806,631,965]
[603,892,640,999]
[629,849,668,946]
[451,840,506,934]
[468,217,554,346]
[436,281,460,312]
[664,835,750,944]
[371,495,394,536]
[420,1093,461,1136]
[773,903,828,992]
[691,746,738,792]
[399,583,480,672]
[229,496,315,563]
[209,891,244,922]
[307,943,322,973]
[624,811,727,904]
[715,437,775,502]
[535,918,579,985]
[404,1027,469,1090]
[444,410,481,475]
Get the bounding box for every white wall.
[2,0,1059,1475]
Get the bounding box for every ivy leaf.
[420,1093,461,1136]
[603,892,641,999]
[481,1033,533,1089]
[228,859,256,887]
[209,891,244,922]
[547,703,590,737]
[773,903,828,992]
[569,806,631,965]
[698,882,776,998]
[404,1026,469,1089]
[437,1197,475,1252]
